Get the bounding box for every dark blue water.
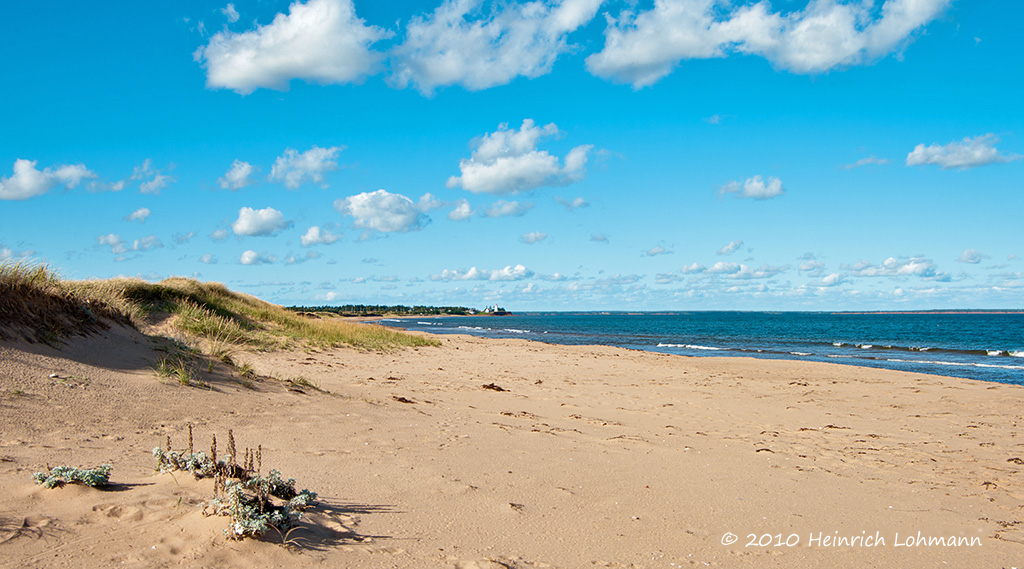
[376,312,1024,385]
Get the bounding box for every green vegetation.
[0,261,438,351]
[289,304,473,316]
[32,464,112,489]
[155,426,317,541]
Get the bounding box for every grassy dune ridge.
[0,261,437,351]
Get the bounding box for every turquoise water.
[376,312,1024,385]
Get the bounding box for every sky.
[1,0,1022,311]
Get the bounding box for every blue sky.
[2,0,1022,310]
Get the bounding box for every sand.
[1,322,1023,568]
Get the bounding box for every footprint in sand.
[91,503,145,522]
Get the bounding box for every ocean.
[375,312,1024,385]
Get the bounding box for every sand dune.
[2,323,1023,568]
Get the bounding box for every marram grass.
[0,261,438,351]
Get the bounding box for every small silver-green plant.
[33,464,112,489]
[154,426,317,542]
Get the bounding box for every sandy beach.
[2,322,1023,568]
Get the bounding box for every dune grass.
[0,261,438,351]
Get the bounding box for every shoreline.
[2,326,1023,567]
[368,314,1024,386]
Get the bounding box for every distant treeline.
[287,304,474,316]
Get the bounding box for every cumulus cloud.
[798,259,825,275]
[591,233,609,243]
[269,145,343,189]
[124,207,151,223]
[431,264,533,282]
[520,231,548,244]
[956,248,989,264]
[390,0,602,93]
[0,159,97,200]
[717,240,743,255]
[844,155,889,169]
[483,200,534,218]
[98,234,129,255]
[300,225,342,246]
[240,250,276,265]
[719,175,784,200]
[586,0,951,88]
[814,273,845,287]
[200,254,218,264]
[842,256,949,280]
[334,189,438,233]
[218,159,257,190]
[210,228,230,241]
[448,198,476,221]
[232,206,291,236]
[195,0,390,94]
[681,262,705,274]
[644,245,672,257]
[555,196,589,210]
[447,120,593,195]
[906,134,1021,170]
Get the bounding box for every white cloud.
[520,231,548,244]
[195,0,390,94]
[300,225,342,246]
[222,3,240,23]
[591,233,609,243]
[210,228,230,241]
[132,236,163,252]
[447,120,593,195]
[706,261,741,274]
[269,145,343,189]
[240,250,276,265]
[681,262,705,274]
[200,254,218,264]
[956,248,989,264]
[98,234,128,255]
[483,199,534,218]
[431,264,534,282]
[644,245,672,257]
[717,240,743,255]
[125,207,151,223]
[586,0,951,88]
[555,196,589,210]
[815,273,845,287]
[0,159,97,200]
[842,256,949,281]
[719,175,784,200]
[0,244,34,262]
[448,198,476,221]
[97,233,162,255]
[798,259,825,273]
[334,189,438,233]
[174,232,196,244]
[390,0,602,94]
[906,134,1022,170]
[844,155,889,169]
[218,159,257,190]
[232,206,290,236]
[131,159,175,195]
[729,264,787,280]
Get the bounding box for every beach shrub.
[154,427,317,541]
[32,464,112,489]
